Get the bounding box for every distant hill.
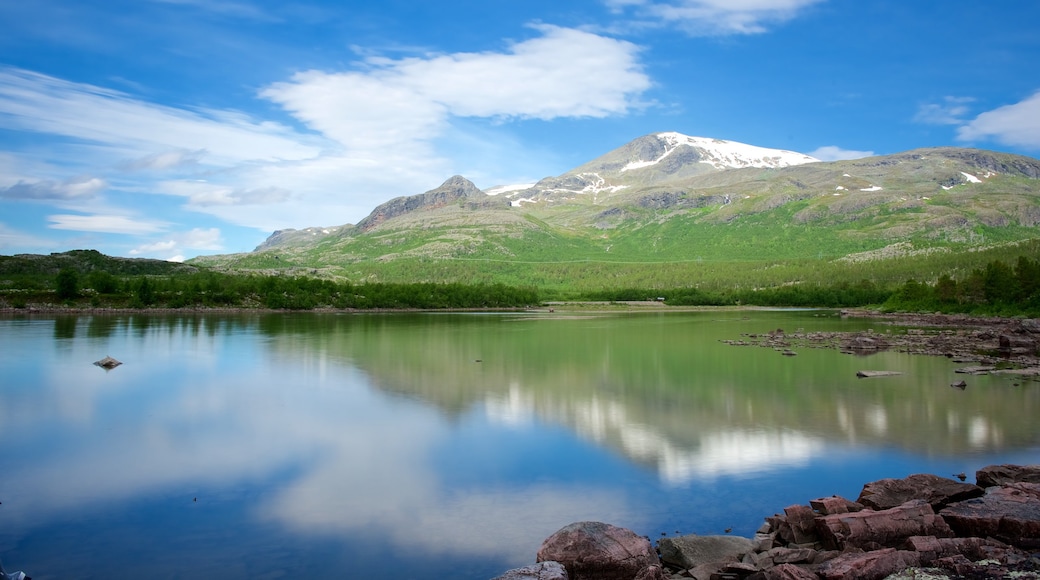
[189,132,1040,292]
[0,249,198,276]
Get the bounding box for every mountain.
[190,132,1040,292]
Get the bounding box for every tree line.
[15,269,541,310]
[883,255,1040,315]
[5,254,1039,316]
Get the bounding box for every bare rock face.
[536,521,660,580]
[656,534,753,570]
[856,473,983,510]
[758,562,819,580]
[815,500,954,551]
[491,561,568,580]
[939,482,1040,548]
[975,464,1040,488]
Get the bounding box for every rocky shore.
[721,311,1040,380]
[493,465,1040,580]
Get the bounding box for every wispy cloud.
[914,96,974,125]
[604,0,827,35]
[0,67,324,167]
[957,90,1040,150]
[808,146,874,161]
[129,227,222,259]
[0,176,106,200]
[48,214,169,235]
[0,222,56,251]
[120,150,205,172]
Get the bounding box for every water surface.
[1,310,1037,579]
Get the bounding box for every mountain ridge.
[190,132,1040,292]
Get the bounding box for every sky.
[1,0,1039,261]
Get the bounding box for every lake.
[1,309,1037,579]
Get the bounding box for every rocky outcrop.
[856,473,983,510]
[535,521,662,580]
[355,175,487,231]
[940,482,1040,548]
[492,465,1040,580]
[976,463,1040,487]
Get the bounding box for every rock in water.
[537,521,660,580]
[93,356,122,369]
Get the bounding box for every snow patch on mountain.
[621,132,818,172]
[485,183,535,196]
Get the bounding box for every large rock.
[536,522,660,580]
[656,534,753,570]
[815,499,954,550]
[939,482,1040,548]
[975,464,1040,487]
[492,561,569,580]
[856,473,983,510]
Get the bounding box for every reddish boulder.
[975,464,1040,488]
[856,473,983,510]
[939,482,1040,549]
[536,521,660,580]
[809,495,864,515]
[815,548,920,580]
[815,500,954,551]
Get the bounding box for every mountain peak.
[354,175,485,231]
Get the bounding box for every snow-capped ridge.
[621,132,819,172]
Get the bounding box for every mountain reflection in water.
[0,311,1036,579]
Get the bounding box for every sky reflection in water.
[1,311,1037,579]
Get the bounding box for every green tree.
[135,277,156,306]
[55,269,79,300]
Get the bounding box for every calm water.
[1,310,1038,579]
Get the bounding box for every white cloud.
[0,25,652,239]
[957,90,1040,150]
[262,25,650,147]
[48,213,168,235]
[808,146,874,161]
[914,96,974,125]
[0,176,106,200]
[604,0,827,35]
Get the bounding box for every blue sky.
[2,0,1039,261]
